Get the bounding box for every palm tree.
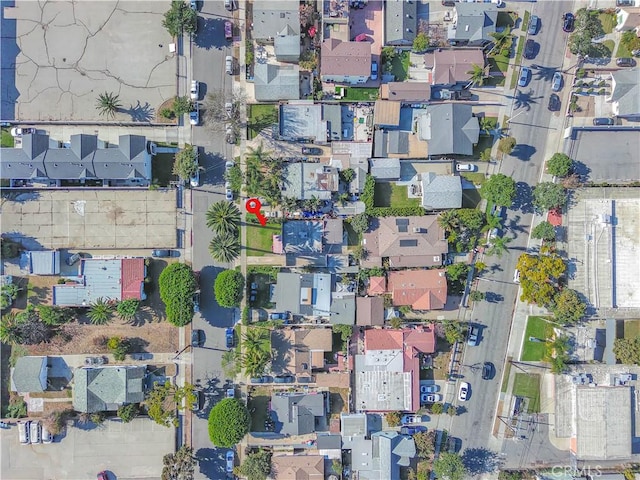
[88,297,114,325]
[95,92,122,119]
[303,195,322,212]
[206,201,241,236]
[246,142,270,164]
[209,232,241,263]
[0,312,21,344]
[488,27,512,55]
[280,197,299,213]
[482,213,502,233]
[466,63,491,88]
[437,210,459,233]
[242,348,270,378]
[242,327,270,353]
[221,349,241,378]
[486,236,512,257]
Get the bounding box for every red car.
[97,473,108,480]
[224,21,232,40]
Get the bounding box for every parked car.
[518,67,530,87]
[458,382,470,402]
[401,425,427,435]
[562,12,574,32]
[225,123,236,144]
[30,421,41,444]
[191,328,204,347]
[225,160,235,169]
[225,55,233,75]
[41,424,53,444]
[482,362,494,380]
[269,311,290,320]
[513,269,521,283]
[593,117,615,126]
[190,168,200,188]
[97,473,109,480]
[190,80,199,100]
[447,436,461,453]
[456,163,476,172]
[422,393,442,403]
[632,49,640,57]
[401,415,422,424]
[528,15,539,35]
[10,127,36,136]
[224,0,233,11]
[152,249,178,258]
[524,39,536,59]
[548,93,561,112]
[190,0,197,10]
[192,389,204,411]
[250,377,266,384]
[189,103,200,126]
[467,325,480,346]
[226,450,234,473]
[302,147,322,155]
[371,61,378,80]
[66,252,84,266]
[224,20,233,40]
[274,375,295,383]
[18,421,29,444]
[226,388,235,398]
[420,384,439,393]
[616,57,635,67]
[225,328,234,348]
[552,72,563,92]
[441,0,456,6]
[225,102,233,117]
[225,189,233,201]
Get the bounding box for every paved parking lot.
[2,189,177,250]
[5,1,175,121]
[0,418,175,480]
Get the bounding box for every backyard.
[344,220,360,247]
[390,51,410,81]
[512,373,541,413]
[246,271,276,309]
[152,152,177,187]
[248,104,278,140]
[1,128,13,148]
[473,134,494,159]
[247,387,271,432]
[339,87,379,102]
[245,221,281,257]
[373,182,420,208]
[624,319,640,339]
[521,316,555,361]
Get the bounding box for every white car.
[225,55,233,75]
[225,102,233,117]
[551,72,562,92]
[421,393,442,403]
[225,160,235,169]
[225,189,233,201]
[513,269,521,283]
[458,382,470,402]
[189,103,199,126]
[226,450,234,473]
[41,424,53,444]
[456,163,476,172]
[190,169,200,188]
[190,80,199,100]
[401,415,422,424]
[10,127,36,136]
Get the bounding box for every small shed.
[28,250,60,275]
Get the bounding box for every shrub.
[430,403,444,415]
[117,403,139,423]
[498,136,516,154]
[214,270,245,308]
[107,336,130,361]
[159,263,197,326]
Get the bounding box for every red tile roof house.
[387,269,448,311]
[354,326,436,412]
[424,48,485,87]
[321,39,372,85]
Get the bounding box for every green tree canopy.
[551,288,586,325]
[349,213,370,234]
[533,182,565,211]
[162,0,197,38]
[531,221,556,241]
[208,398,251,447]
[466,63,490,87]
[117,403,139,423]
[480,173,517,207]
[158,263,197,326]
[214,270,245,308]
[412,32,430,52]
[209,232,241,263]
[546,153,572,177]
[613,337,640,365]
[146,381,196,428]
[238,449,272,480]
[385,411,401,427]
[173,144,198,181]
[517,252,566,307]
[433,453,466,480]
[117,298,140,321]
[413,430,436,458]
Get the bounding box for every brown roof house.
[380,82,431,102]
[362,216,448,268]
[368,276,386,295]
[356,296,385,326]
[270,327,333,375]
[424,48,485,86]
[387,269,447,310]
[271,455,325,480]
[321,39,372,85]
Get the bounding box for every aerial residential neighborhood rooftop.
[1,1,640,480]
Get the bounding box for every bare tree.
[204,87,247,132]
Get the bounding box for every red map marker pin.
[246,198,267,226]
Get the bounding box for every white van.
[18,421,30,444]
[30,421,41,444]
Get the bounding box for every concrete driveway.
[0,418,174,480]
[4,1,175,122]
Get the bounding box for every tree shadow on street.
[512,182,534,214]
[508,89,542,111]
[125,101,154,122]
[510,143,537,161]
[462,447,503,475]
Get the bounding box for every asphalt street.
[188,1,237,478]
[445,1,573,473]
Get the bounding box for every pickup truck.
[434,89,472,101]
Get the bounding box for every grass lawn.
[497,11,516,29]
[245,221,280,256]
[522,11,531,32]
[248,104,278,140]
[391,51,410,81]
[460,172,486,186]
[247,391,270,432]
[1,128,14,148]
[512,373,541,413]
[373,182,420,208]
[600,40,615,58]
[501,357,512,393]
[344,221,360,246]
[521,316,555,361]
[616,42,632,58]
[598,12,616,34]
[247,272,275,309]
[624,319,640,339]
[342,87,379,102]
[473,134,494,159]
[509,36,526,90]
[151,152,176,187]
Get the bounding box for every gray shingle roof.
[0,134,48,179]
[610,69,640,116]
[449,3,498,44]
[419,104,479,156]
[421,173,462,209]
[270,392,326,436]
[254,63,300,101]
[323,104,343,142]
[253,1,300,41]
[12,356,47,393]
[370,158,401,180]
[385,0,418,46]
[73,365,146,413]
[274,34,301,62]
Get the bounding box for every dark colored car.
[152,249,178,258]
[441,0,456,5]
[66,252,84,266]
[523,39,536,59]
[482,362,495,380]
[193,291,200,314]
[447,437,461,453]
[616,57,635,67]
[593,117,615,126]
[269,311,290,320]
[548,93,561,111]
[225,328,234,348]
[302,147,323,155]
[191,389,204,411]
[274,375,295,383]
[400,425,427,435]
[562,13,574,32]
[191,329,204,347]
[528,15,539,35]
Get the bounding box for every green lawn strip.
[624,319,640,339]
[598,12,616,34]
[514,35,525,67]
[342,87,379,102]
[501,357,512,393]
[374,182,420,208]
[488,55,509,75]
[521,316,555,361]
[616,42,632,58]
[344,221,360,246]
[460,172,486,186]
[1,128,14,148]
[512,373,541,413]
[601,40,615,57]
[151,152,177,187]
[248,104,278,140]
[390,52,410,81]
[522,11,530,32]
[245,221,280,257]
